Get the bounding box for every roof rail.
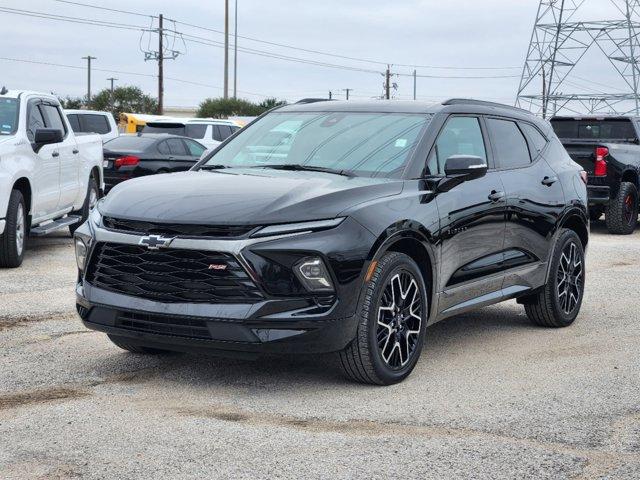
[442,98,531,114]
[295,98,335,104]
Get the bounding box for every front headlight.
[294,257,334,292]
[251,218,344,238]
[75,237,88,271]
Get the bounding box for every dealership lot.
[0,225,638,479]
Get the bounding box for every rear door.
[40,103,79,210]
[27,99,59,218]
[432,115,507,314]
[487,117,565,288]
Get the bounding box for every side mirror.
[33,128,63,152]
[437,155,488,192]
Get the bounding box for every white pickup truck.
[0,89,103,268]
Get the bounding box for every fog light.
[75,237,87,271]
[295,257,334,292]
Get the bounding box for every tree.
[197,97,287,118]
[89,86,158,120]
[58,96,84,109]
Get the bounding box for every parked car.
[65,109,119,143]
[142,118,240,149]
[101,134,206,192]
[75,99,588,385]
[551,115,640,233]
[0,89,103,268]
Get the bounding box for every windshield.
[104,135,156,153]
[0,98,19,135]
[201,111,431,178]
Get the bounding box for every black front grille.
[103,217,257,238]
[115,311,211,339]
[86,243,263,304]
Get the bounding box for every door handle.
[488,190,505,202]
[72,149,79,154]
[541,176,558,186]
[52,151,60,157]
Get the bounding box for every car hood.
[99,169,404,225]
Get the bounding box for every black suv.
[74,99,589,385]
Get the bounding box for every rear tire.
[605,182,638,235]
[0,190,27,268]
[337,252,428,385]
[524,229,585,328]
[69,177,99,236]
[107,335,174,355]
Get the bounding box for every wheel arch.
[558,208,589,250]
[12,177,32,218]
[90,166,102,192]
[367,224,438,321]
[621,168,639,188]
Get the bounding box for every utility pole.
[385,65,391,100]
[224,0,230,99]
[413,69,417,100]
[81,55,96,103]
[158,13,164,114]
[233,0,238,99]
[107,77,117,110]
[328,91,333,100]
[343,88,352,100]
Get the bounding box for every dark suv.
[74,99,589,385]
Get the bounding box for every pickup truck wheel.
[524,229,584,328]
[69,177,99,236]
[107,335,174,355]
[605,182,638,235]
[0,190,27,268]
[337,252,428,385]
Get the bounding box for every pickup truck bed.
[551,116,640,234]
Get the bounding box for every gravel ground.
[0,224,638,479]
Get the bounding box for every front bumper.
[74,216,375,356]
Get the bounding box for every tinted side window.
[67,114,81,132]
[83,114,111,134]
[487,118,531,169]
[41,105,67,135]
[212,125,223,141]
[27,103,46,142]
[158,140,171,155]
[166,138,188,155]
[185,139,206,157]
[520,123,548,158]
[185,124,207,139]
[427,116,486,175]
[218,125,233,140]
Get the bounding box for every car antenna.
[0,86,8,95]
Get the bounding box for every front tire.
[605,182,638,235]
[524,229,585,328]
[338,252,428,385]
[0,190,27,268]
[69,177,99,236]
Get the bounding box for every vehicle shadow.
[93,303,535,388]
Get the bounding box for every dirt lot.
[0,225,639,479]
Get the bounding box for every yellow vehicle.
[118,113,172,134]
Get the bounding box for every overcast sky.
[0,0,632,108]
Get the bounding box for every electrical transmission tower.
[516,0,640,117]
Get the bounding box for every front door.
[27,99,59,219]
[429,116,507,314]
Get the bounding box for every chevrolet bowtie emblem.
[139,235,174,250]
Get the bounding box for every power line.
[0,6,145,31]
[52,0,156,19]
[50,0,522,72]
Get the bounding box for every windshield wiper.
[252,164,354,177]
[199,164,228,170]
